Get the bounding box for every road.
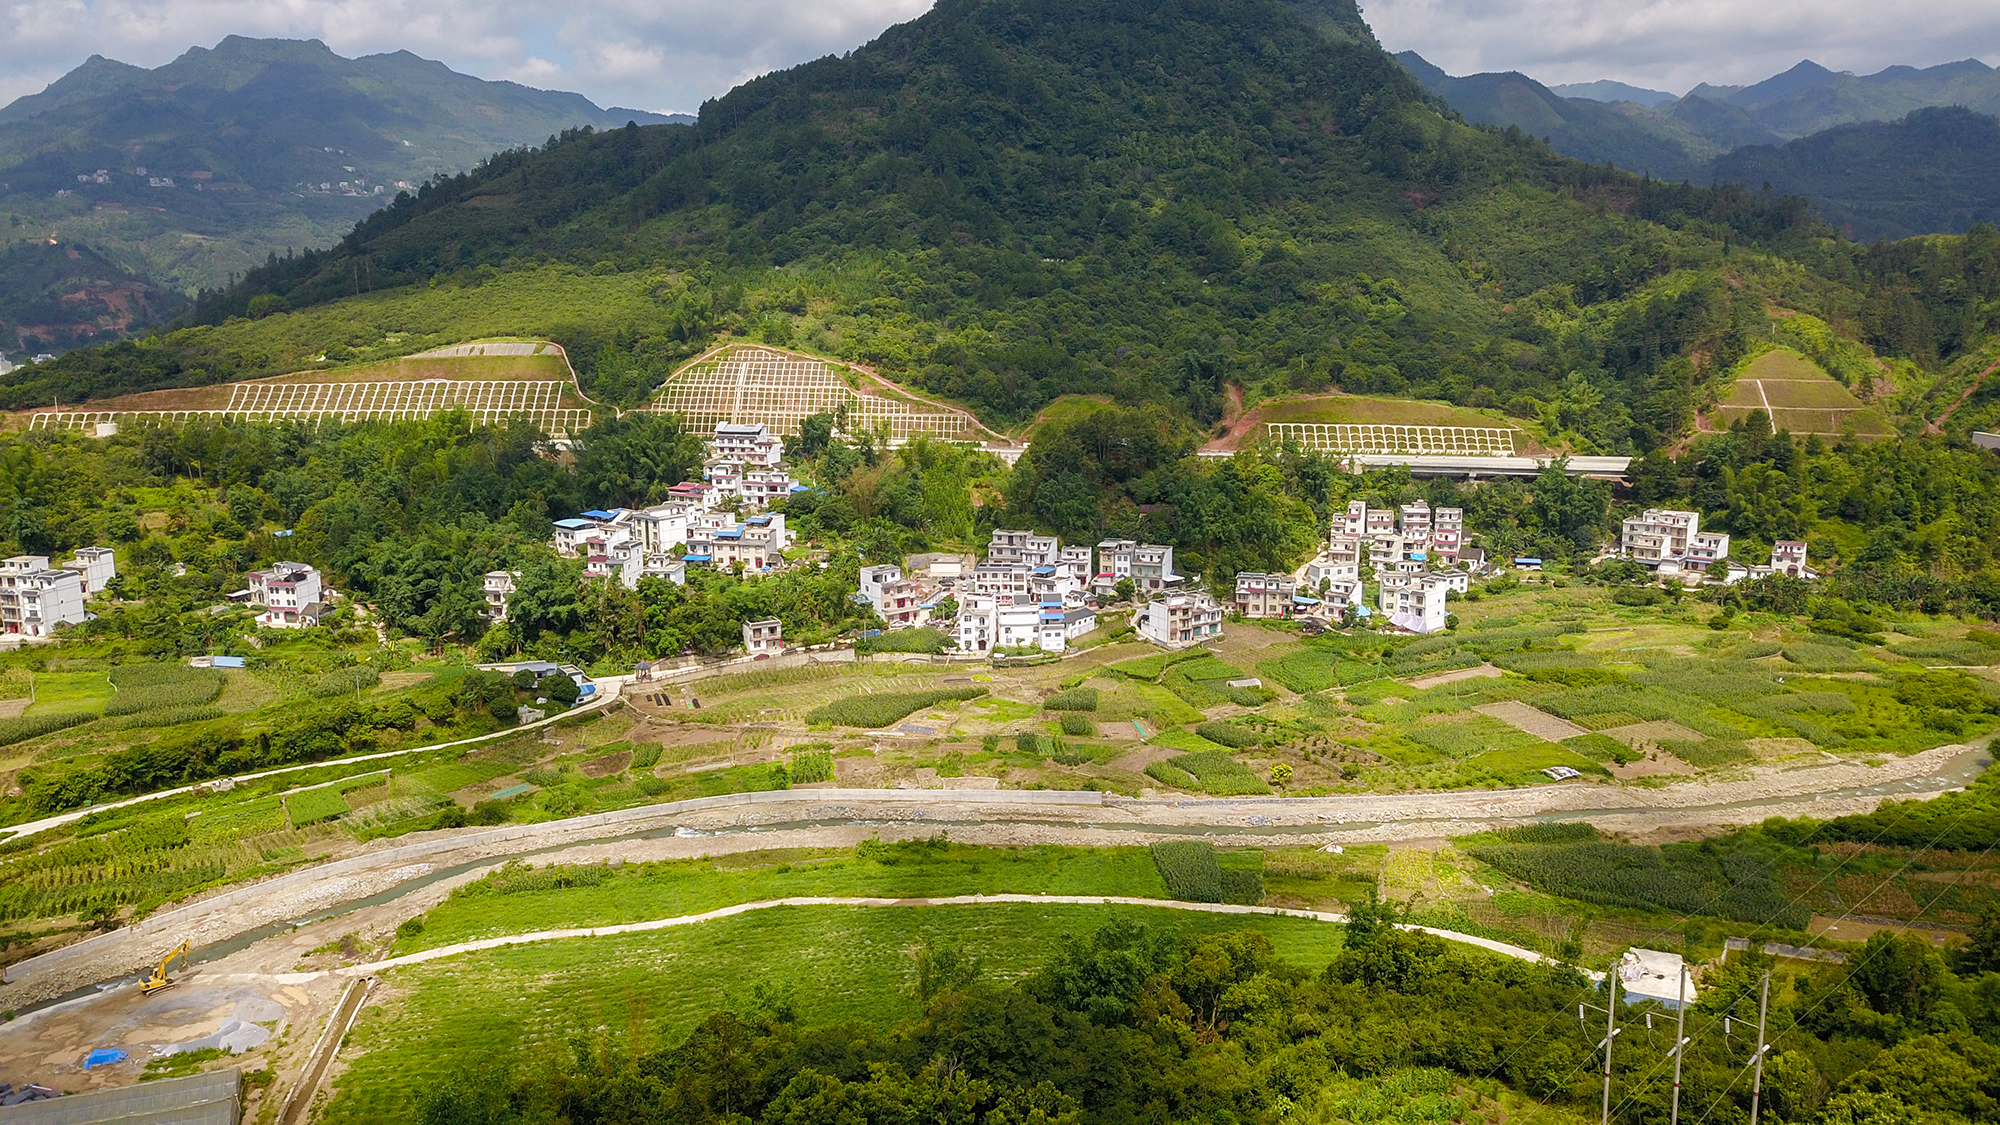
[0,733,1986,1014]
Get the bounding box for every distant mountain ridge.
[0,37,692,356]
[1397,51,2000,236]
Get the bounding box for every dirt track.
[0,734,1983,1107]
[3,734,1985,1017]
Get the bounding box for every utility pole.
[1749,972,1772,1125]
[1601,972,1620,1125]
[1670,965,1689,1125]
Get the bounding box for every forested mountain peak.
[0,37,692,354]
[30,0,1995,469]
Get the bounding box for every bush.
[630,744,663,770]
[1144,760,1199,789]
[104,664,225,715]
[1043,687,1099,711]
[0,711,95,747]
[1017,731,1052,754]
[789,747,835,784]
[1161,750,1270,795]
[1195,721,1258,748]
[537,674,581,705]
[806,687,988,727]
[310,666,381,697]
[1058,713,1095,736]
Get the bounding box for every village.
[487,420,1824,663]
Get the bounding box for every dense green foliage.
[411,915,2000,1125]
[1712,109,2000,240]
[1465,824,1811,927]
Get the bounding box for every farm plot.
[323,903,1347,1125]
[1709,350,1893,437]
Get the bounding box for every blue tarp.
[212,655,246,669]
[83,1048,128,1069]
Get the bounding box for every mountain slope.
[1711,107,2000,241]
[14,0,1832,454]
[0,36,690,355]
[1550,80,1677,108]
[1397,53,1721,179]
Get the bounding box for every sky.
[0,0,1996,112]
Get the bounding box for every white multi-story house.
[741,468,802,510]
[247,562,325,629]
[709,422,785,467]
[1056,545,1093,583]
[1234,572,1301,619]
[483,570,517,621]
[859,563,926,629]
[685,513,791,572]
[1770,541,1811,578]
[742,618,783,655]
[957,594,997,653]
[1305,537,1362,587]
[1335,500,1368,540]
[1685,530,1731,569]
[1135,592,1224,648]
[987,530,1062,567]
[1400,501,1433,546]
[1094,540,1181,594]
[1365,507,1397,537]
[1621,509,1701,565]
[0,557,87,637]
[1379,572,1453,634]
[63,547,117,593]
[971,562,1032,603]
[583,535,644,589]
[1432,508,1464,564]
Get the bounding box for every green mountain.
[1710,107,2000,241]
[1394,52,1724,179]
[0,36,689,356]
[19,0,1996,463]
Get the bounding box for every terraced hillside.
[17,340,599,437]
[1707,349,1895,438]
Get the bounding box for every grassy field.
[22,671,115,715]
[394,842,1174,954]
[324,903,1350,1125]
[1710,349,1894,437]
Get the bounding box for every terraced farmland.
[1709,349,1894,438]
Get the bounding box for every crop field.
[651,344,973,441]
[1709,349,1894,437]
[21,342,596,435]
[1209,393,1543,454]
[324,903,1350,1125]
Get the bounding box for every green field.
[325,903,1350,1125]
[1250,393,1523,430]
[396,843,1174,954]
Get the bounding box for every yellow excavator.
[140,940,190,995]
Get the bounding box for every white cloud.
[0,0,929,114]
[1364,0,2000,93]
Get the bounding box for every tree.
[1269,763,1293,790]
[537,673,580,705]
[505,550,586,641]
